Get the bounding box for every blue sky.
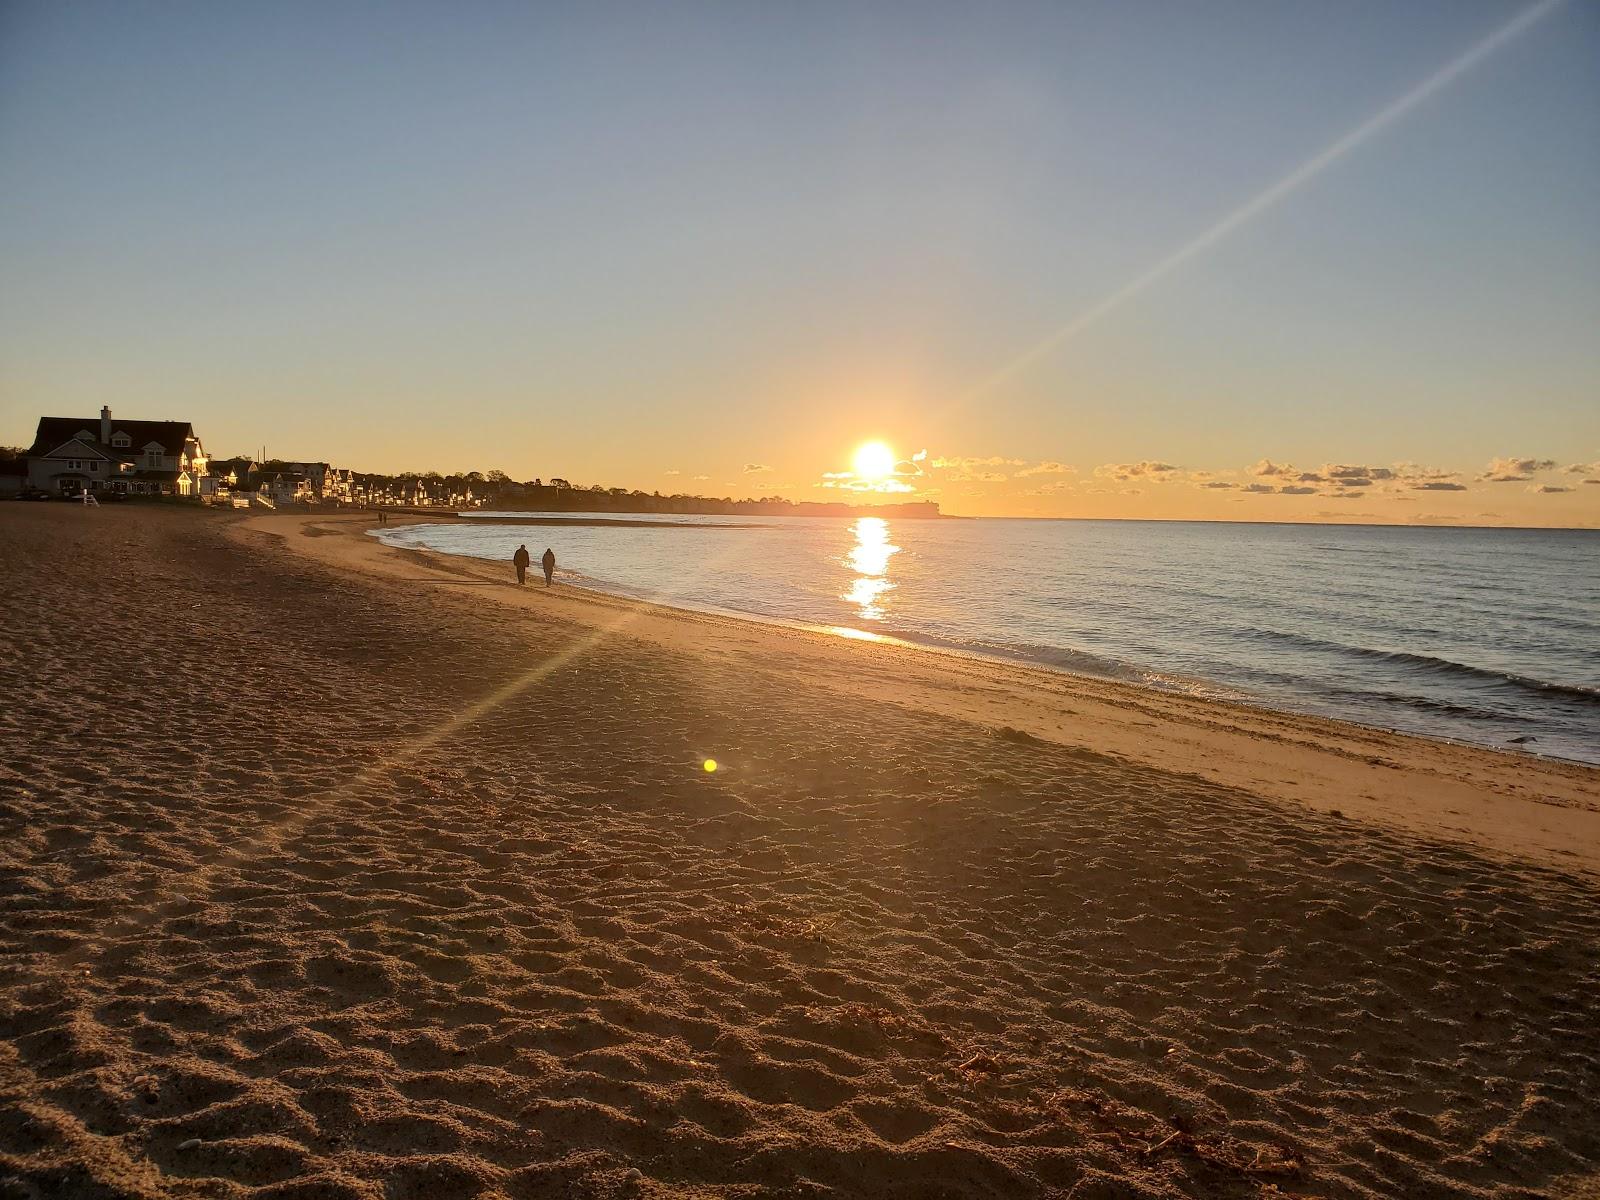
[1,0,1596,521]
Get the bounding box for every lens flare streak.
[963,0,1565,404]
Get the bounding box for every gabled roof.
[27,416,195,458]
[39,435,113,460]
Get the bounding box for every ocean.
[373,514,1600,764]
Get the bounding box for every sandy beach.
[2,503,1597,1199]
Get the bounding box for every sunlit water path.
[374,515,1600,764]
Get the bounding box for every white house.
[26,408,208,497]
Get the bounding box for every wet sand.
[1,504,1596,1199]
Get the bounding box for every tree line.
[357,469,942,518]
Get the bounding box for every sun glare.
[852,440,896,481]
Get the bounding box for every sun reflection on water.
[843,517,898,620]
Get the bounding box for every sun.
[852,440,896,482]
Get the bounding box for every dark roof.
[130,469,181,482]
[27,416,195,458]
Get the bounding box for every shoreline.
[256,509,1600,878]
[376,522,1600,771]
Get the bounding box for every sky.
[1,0,1596,525]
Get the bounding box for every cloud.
[1412,481,1467,491]
[1096,460,1179,481]
[1250,459,1297,477]
[1198,481,1237,490]
[692,474,710,481]
[1024,480,1076,496]
[662,469,681,476]
[1392,462,1459,482]
[820,478,915,494]
[1564,460,1599,475]
[814,451,927,495]
[931,455,1023,470]
[1239,459,1462,492]
[1400,464,1455,478]
[1587,479,1600,486]
[1327,490,1365,498]
[950,471,1009,483]
[1208,458,1475,496]
[1479,456,1557,482]
[1322,463,1396,482]
[1016,461,1074,477]
[1530,484,1572,494]
[743,463,771,474]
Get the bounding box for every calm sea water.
[374,515,1600,764]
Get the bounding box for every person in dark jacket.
[541,547,556,587]
[513,544,531,585]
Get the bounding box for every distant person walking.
[513,544,531,585]
[541,547,556,587]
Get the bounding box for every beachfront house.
[326,466,354,503]
[264,471,313,505]
[209,457,259,490]
[25,408,208,497]
[351,472,399,506]
[267,461,347,503]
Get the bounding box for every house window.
[66,459,82,470]
[89,462,98,473]
[112,433,130,448]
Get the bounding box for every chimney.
[100,406,111,443]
